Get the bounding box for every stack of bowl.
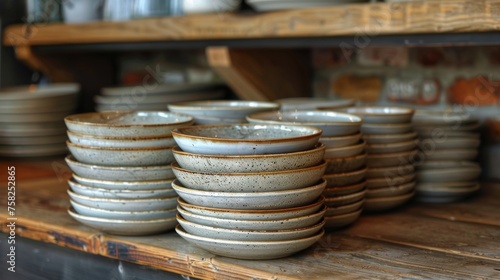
[0,83,79,157]
[63,111,194,235]
[246,110,365,229]
[343,107,418,212]
[171,124,327,260]
[412,110,482,203]
[168,100,280,124]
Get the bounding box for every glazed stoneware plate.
[324,167,366,188]
[70,200,177,220]
[0,143,67,157]
[68,178,177,199]
[171,124,322,155]
[363,131,418,144]
[68,208,177,236]
[64,111,193,137]
[366,149,417,168]
[67,131,176,148]
[325,199,364,216]
[175,225,324,260]
[324,189,366,207]
[423,149,478,161]
[415,183,480,203]
[364,191,415,212]
[341,106,414,124]
[72,174,173,190]
[322,180,366,197]
[365,181,416,198]
[323,208,362,229]
[416,161,481,182]
[323,140,365,158]
[361,123,413,135]
[366,164,415,179]
[320,133,362,149]
[168,100,279,119]
[325,153,367,174]
[101,83,224,96]
[365,139,417,154]
[366,173,415,189]
[65,155,175,181]
[278,97,355,110]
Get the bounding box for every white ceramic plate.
[68,178,177,199]
[70,200,177,220]
[67,131,176,148]
[415,183,480,203]
[342,106,414,124]
[72,174,173,190]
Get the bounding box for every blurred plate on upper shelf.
[247,0,367,11]
[0,110,74,123]
[0,134,67,146]
[0,143,68,157]
[100,83,224,96]
[0,83,79,102]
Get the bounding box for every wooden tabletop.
[0,158,499,280]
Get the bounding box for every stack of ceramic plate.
[277,97,355,111]
[246,110,365,229]
[344,107,418,212]
[247,0,367,12]
[94,83,226,112]
[0,83,79,157]
[63,111,194,236]
[171,124,326,260]
[168,100,280,125]
[412,110,482,203]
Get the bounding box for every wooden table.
[1,158,499,280]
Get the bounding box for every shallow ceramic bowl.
[325,153,367,174]
[177,206,326,231]
[341,107,414,124]
[323,181,366,197]
[413,122,481,134]
[423,149,478,161]
[67,190,178,211]
[364,191,415,212]
[67,141,174,166]
[363,132,418,144]
[278,97,355,110]
[361,123,413,135]
[325,199,364,216]
[324,140,365,158]
[191,116,247,125]
[171,124,322,155]
[320,133,362,149]
[177,196,324,221]
[366,149,418,168]
[177,215,324,241]
[172,179,326,210]
[366,173,415,189]
[246,110,362,137]
[176,225,324,260]
[415,181,478,189]
[412,110,478,126]
[172,143,325,173]
[65,155,175,181]
[415,183,480,203]
[366,181,416,198]
[64,111,193,137]
[168,100,279,119]
[365,139,417,154]
[172,161,326,192]
[68,179,177,199]
[416,161,481,182]
[324,208,362,229]
[67,131,176,148]
[70,200,177,220]
[324,189,366,207]
[72,174,173,190]
[68,208,177,236]
[324,167,366,188]
[419,136,480,150]
[366,164,414,179]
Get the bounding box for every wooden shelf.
[1,159,499,279]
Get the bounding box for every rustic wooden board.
[4,1,500,46]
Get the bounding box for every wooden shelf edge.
[4,0,500,47]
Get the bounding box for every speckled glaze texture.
[177,197,324,221]
[323,209,363,229]
[172,162,326,192]
[67,131,176,148]
[70,200,177,220]
[172,143,326,173]
[324,167,367,188]
[324,140,365,158]
[175,225,324,260]
[172,179,327,210]
[324,189,366,207]
[64,111,193,137]
[68,209,178,235]
[364,191,415,212]
[72,174,174,190]
[325,153,367,174]
[68,179,177,199]
[366,181,416,198]
[67,190,178,211]
[366,149,418,168]
[171,124,322,155]
[67,141,175,167]
[65,155,176,181]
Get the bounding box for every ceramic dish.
[68,179,177,199]
[415,184,480,203]
[363,191,415,212]
[190,116,247,125]
[366,149,418,168]
[414,181,478,189]
[247,0,366,11]
[325,153,367,174]
[419,136,480,150]
[70,200,177,220]
[68,208,177,235]
[72,174,173,190]
[324,167,366,188]
[246,110,362,137]
[172,143,325,173]
[67,190,178,211]
[363,132,418,144]
[320,133,362,148]
[172,162,326,192]
[101,83,223,96]
[177,206,326,231]
[65,155,175,181]
[412,110,479,126]
[171,124,322,155]
[325,199,364,216]
[322,181,366,197]
[366,164,415,179]
[416,161,481,182]
[323,208,362,229]
[361,123,413,135]
[183,0,241,14]
[0,83,79,101]
[278,97,354,110]
[365,181,416,198]
[423,149,478,161]
[67,131,176,148]
[168,100,279,119]
[172,179,326,210]
[413,122,481,134]
[177,196,324,221]
[366,173,415,189]
[94,91,225,105]
[324,140,365,158]
[324,189,366,207]
[67,141,175,166]
[177,214,324,241]
[342,106,414,124]
[176,225,324,260]
[365,140,417,154]
[65,111,193,137]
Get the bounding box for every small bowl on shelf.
[168,100,279,120]
[341,106,415,124]
[67,131,176,148]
